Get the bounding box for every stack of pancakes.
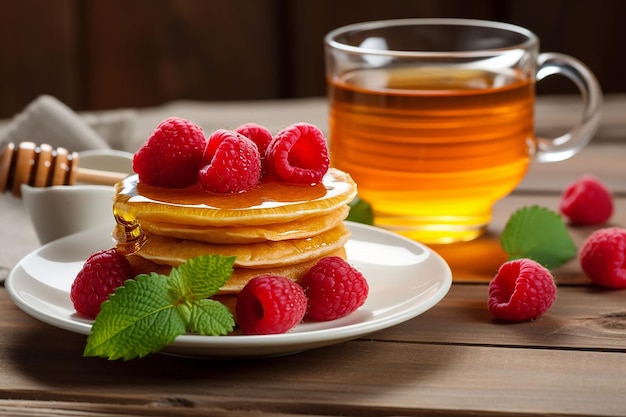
[112,168,357,298]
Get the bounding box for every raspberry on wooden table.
[559,175,613,225]
[580,227,626,288]
[70,248,133,318]
[300,256,369,321]
[235,275,307,335]
[265,123,329,185]
[488,258,556,322]
[132,117,207,188]
[199,129,262,194]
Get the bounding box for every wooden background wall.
[0,0,624,119]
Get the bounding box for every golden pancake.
[113,168,357,228]
[114,166,356,307]
[127,247,347,294]
[136,205,350,244]
[131,223,350,269]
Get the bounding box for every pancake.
[113,167,357,299]
[113,168,357,228]
[127,247,347,294]
[136,204,350,244]
[132,222,351,269]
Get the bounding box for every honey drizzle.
[112,169,357,255]
[113,213,147,255]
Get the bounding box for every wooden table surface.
[0,95,625,416]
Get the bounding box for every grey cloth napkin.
[0,95,137,152]
[0,95,110,151]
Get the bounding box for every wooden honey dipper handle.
[0,142,129,197]
[73,167,129,186]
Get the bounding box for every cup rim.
[324,18,537,57]
[20,183,115,195]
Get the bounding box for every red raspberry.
[235,275,307,335]
[198,129,261,194]
[300,256,369,321]
[265,123,329,185]
[488,258,556,322]
[132,117,207,188]
[234,122,272,156]
[580,227,626,288]
[70,248,133,318]
[235,122,273,176]
[559,175,613,225]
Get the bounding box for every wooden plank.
[84,0,282,110]
[286,0,500,98]
[288,0,626,99]
[1,311,626,417]
[1,2,625,118]
[0,401,319,417]
[504,0,626,96]
[374,284,626,351]
[430,194,626,283]
[0,0,81,118]
[535,94,626,143]
[520,144,626,193]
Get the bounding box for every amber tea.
[325,19,601,244]
[329,67,535,243]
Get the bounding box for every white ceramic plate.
[6,221,452,358]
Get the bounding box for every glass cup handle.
[534,53,603,162]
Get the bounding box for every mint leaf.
[170,254,235,301]
[500,206,577,270]
[84,274,186,360]
[186,299,235,336]
[347,196,374,225]
[84,255,236,360]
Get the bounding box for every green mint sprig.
[500,205,577,270]
[84,255,236,360]
[347,196,374,225]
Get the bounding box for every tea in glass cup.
[325,19,602,243]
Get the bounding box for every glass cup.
[324,18,602,244]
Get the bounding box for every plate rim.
[5,221,452,357]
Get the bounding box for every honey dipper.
[0,142,129,197]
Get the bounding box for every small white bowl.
[74,149,133,182]
[22,149,133,244]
